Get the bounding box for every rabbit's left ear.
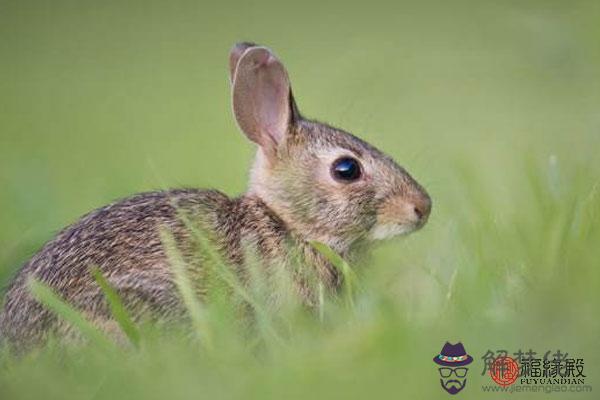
[230,44,299,159]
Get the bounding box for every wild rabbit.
[0,42,431,349]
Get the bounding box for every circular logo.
[489,356,519,386]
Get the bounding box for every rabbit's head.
[230,43,431,254]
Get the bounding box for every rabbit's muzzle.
[368,189,431,240]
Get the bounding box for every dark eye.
[331,157,362,182]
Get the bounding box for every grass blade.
[90,267,141,347]
[159,228,213,350]
[27,278,113,350]
[309,241,357,308]
[173,210,284,346]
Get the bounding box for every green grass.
[90,268,141,347]
[28,278,115,351]
[1,0,599,399]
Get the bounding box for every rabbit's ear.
[231,45,298,158]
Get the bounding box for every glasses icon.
[439,367,468,378]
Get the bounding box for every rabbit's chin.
[368,222,419,241]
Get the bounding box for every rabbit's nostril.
[414,206,423,219]
[412,197,431,222]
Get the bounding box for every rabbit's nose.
[412,195,432,223]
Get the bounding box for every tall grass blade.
[90,267,140,347]
[174,210,284,346]
[27,278,113,350]
[309,241,357,308]
[159,228,213,350]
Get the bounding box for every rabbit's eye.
[331,157,362,182]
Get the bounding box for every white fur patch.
[368,223,415,240]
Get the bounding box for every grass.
[1,1,599,399]
[27,278,115,351]
[90,267,141,347]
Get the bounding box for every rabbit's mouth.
[368,221,421,241]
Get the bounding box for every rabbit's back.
[0,189,235,348]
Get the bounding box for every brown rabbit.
[0,42,431,349]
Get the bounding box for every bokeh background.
[1,0,599,399]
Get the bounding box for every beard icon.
[440,378,467,395]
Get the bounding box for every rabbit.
[0,42,431,350]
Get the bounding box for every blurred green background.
[1,0,599,399]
